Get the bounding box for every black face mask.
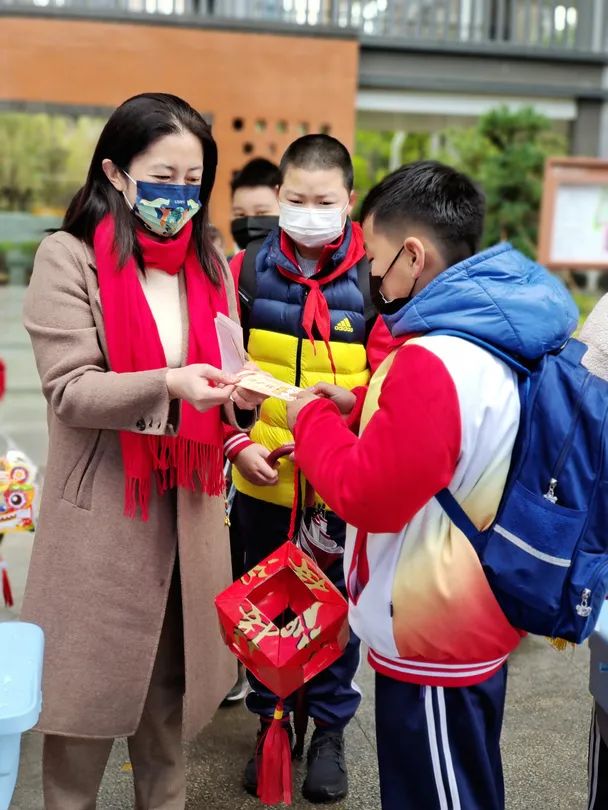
[230,215,279,250]
[369,246,418,316]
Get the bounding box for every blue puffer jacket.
[384,242,578,354]
[233,221,372,507]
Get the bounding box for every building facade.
[1,0,607,238]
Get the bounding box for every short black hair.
[231,158,282,195]
[280,134,354,192]
[360,160,485,267]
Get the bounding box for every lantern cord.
[287,463,301,542]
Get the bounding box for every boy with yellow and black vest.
[226,135,379,803]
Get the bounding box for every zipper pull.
[544,478,558,504]
[576,588,592,618]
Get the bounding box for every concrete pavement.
[1,530,594,810]
[0,286,595,809]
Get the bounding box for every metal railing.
[2,0,606,53]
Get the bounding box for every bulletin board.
[538,157,608,270]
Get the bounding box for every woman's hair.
[63,92,221,284]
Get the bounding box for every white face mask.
[279,201,348,249]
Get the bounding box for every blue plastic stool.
[0,622,44,810]
[590,600,608,714]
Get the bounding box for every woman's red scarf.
[94,215,228,520]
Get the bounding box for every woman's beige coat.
[22,230,244,740]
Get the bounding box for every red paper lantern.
[215,540,349,805]
[216,540,349,698]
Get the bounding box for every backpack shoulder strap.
[432,329,534,544]
[435,488,481,546]
[355,256,376,323]
[355,256,378,342]
[238,239,264,313]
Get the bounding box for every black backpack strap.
[355,256,377,341]
[238,239,262,312]
[238,238,266,341]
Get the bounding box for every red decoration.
[216,540,349,698]
[1,558,14,608]
[257,703,292,805]
[215,541,349,805]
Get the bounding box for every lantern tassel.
[258,701,293,806]
[1,560,14,608]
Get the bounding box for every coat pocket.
[62,430,104,510]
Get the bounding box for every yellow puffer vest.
[233,330,369,507]
[232,227,371,508]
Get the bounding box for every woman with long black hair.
[22,93,259,809]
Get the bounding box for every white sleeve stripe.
[224,433,250,452]
[224,434,251,453]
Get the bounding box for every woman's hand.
[310,382,357,415]
[231,362,270,410]
[233,443,279,486]
[286,390,320,431]
[166,364,236,413]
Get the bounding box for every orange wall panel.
[0,16,359,242]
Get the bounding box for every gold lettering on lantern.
[240,559,280,586]
[234,626,257,655]
[238,604,280,646]
[291,557,329,592]
[279,601,322,650]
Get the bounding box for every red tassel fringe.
[124,438,225,520]
[257,701,293,806]
[1,561,14,608]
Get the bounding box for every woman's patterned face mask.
[122,171,202,237]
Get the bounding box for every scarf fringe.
[125,437,225,520]
[125,476,152,522]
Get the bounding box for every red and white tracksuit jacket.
[293,334,525,687]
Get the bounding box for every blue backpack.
[434,332,608,644]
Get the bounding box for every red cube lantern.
[215,540,349,805]
[216,540,349,698]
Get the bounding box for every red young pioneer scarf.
[94,215,228,520]
[275,223,367,378]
